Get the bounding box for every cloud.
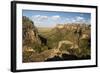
[32,15,61,27]
[76,16,86,23]
[76,16,84,21]
[32,15,48,21]
[64,16,86,23]
[32,15,61,22]
[72,19,76,22]
[51,15,60,21]
[65,18,70,21]
[69,16,85,23]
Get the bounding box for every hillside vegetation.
[22,16,91,62]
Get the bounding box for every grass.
[22,16,91,62]
[37,26,91,58]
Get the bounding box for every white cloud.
[40,16,48,20]
[71,16,86,23]
[33,15,40,18]
[32,15,61,22]
[51,15,60,21]
[76,16,84,21]
[32,15,48,21]
[72,19,76,22]
[65,18,70,21]
[64,16,86,23]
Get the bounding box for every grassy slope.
[37,26,91,58]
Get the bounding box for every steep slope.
[22,16,41,52]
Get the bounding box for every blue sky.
[23,10,91,27]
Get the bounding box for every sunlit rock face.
[22,16,41,52]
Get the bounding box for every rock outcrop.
[22,16,41,52]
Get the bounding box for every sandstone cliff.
[22,16,41,52]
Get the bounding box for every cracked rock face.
[22,16,41,51]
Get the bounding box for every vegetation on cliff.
[22,16,91,63]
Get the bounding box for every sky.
[22,10,91,27]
